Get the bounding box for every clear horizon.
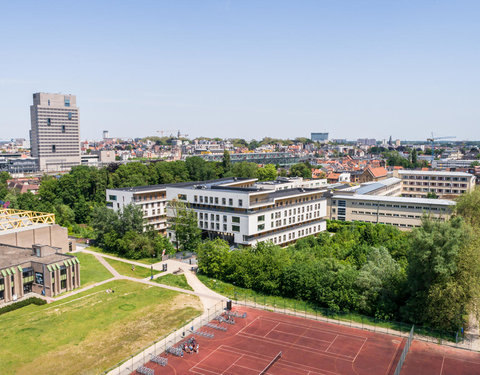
[0,1,479,141]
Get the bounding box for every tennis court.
[137,306,407,375]
[400,340,480,375]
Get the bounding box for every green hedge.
[0,297,47,316]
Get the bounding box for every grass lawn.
[155,273,193,291]
[85,246,160,265]
[76,252,113,286]
[0,279,202,375]
[104,257,161,279]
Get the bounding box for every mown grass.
[0,279,202,375]
[76,252,113,286]
[85,246,160,265]
[155,273,193,291]
[104,257,161,279]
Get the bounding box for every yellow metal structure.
[0,208,55,232]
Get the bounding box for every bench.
[151,355,168,366]
[136,366,154,375]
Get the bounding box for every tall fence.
[101,300,225,375]
[394,325,414,375]
[231,292,478,352]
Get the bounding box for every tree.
[426,192,438,199]
[0,171,11,200]
[470,161,480,167]
[221,150,231,173]
[256,164,277,181]
[168,200,201,251]
[403,217,472,330]
[197,238,231,278]
[411,148,418,166]
[356,247,402,318]
[289,163,312,178]
[455,188,480,228]
[230,162,258,178]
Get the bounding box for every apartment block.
[165,177,328,247]
[30,93,80,172]
[328,194,455,230]
[396,170,476,198]
[106,185,168,233]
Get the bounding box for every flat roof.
[0,244,73,269]
[110,178,257,193]
[332,194,456,206]
[355,177,401,195]
[398,170,473,177]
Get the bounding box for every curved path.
[59,246,226,311]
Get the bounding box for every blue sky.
[0,1,479,141]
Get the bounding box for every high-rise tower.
[30,93,80,171]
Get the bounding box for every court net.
[393,325,414,375]
[259,351,282,375]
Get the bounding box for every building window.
[177,194,187,200]
[258,215,265,222]
[47,118,51,126]
[61,125,66,133]
[232,225,240,232]
[52,145,56,153]
[229,198,233,205]
[35,272,44,285]
[232,216,240,223]
[48,99,50,106]
[222,198,226,205]
[68,112,72,120]
[257,224,265,231]
[64,97,70,107]
[109,195,117,201]
[239,199,243,207]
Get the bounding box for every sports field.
[138,306,480,375]
[0,279,202,375]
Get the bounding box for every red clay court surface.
[136,307,480,375]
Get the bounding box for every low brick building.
[0,243,80,304]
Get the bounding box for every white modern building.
[166,177,328,247]
[106,185,168,233]
[30,93,81,172]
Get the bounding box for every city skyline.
[1,1,479,141]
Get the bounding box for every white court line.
[264,322,281,338]
[221,354,244,375]
[189,346,224,374]
[216,345,341,375]
[237,316,260,336]
[439,356,445,375]
[325,335,338,352]
[271,327,332,344]
[352,337,368,362]
[258,315,368,340]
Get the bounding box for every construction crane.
[156,130,175,137]
[177,130,188,138]
[426,133,456,165]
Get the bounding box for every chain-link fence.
[394,325,414,375]
[231,292,478,352]
[101,300,225,375]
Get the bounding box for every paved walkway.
[55,249,226,311]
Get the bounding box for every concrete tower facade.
[30,93,80,172]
